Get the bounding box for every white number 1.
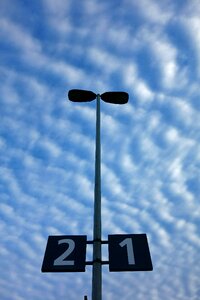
[120,238,135,265]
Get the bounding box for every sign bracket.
[87,239,108,244]
[85,260,109,265]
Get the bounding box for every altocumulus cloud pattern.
[0,0,200,299]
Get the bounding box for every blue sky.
[0,0,200,299]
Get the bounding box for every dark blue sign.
[108,234,153,272]
[42,235,87,272]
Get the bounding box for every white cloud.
[42,0,70,17]
[123,63,154,102]
[102,164,126,198]
[0,18,41,53]
[36,138,62,158]
[121,153,136,174]
[88,47,121,74]
[49,61,88,85]
[144,31,180,88]
[181,15,200,76]
[0,18,88,87]
[0,203,14,218]
[173,98,198,127]
[165,127,180,143]
[133,0,173,25]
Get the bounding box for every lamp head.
[68,89,96,102]
[68,89,129,104]
[100,92,129,104]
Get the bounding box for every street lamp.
[68,89,129,300]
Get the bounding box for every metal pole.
[92,94,102,300]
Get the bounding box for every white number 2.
[53,239,75,266]
[120,238,135,265]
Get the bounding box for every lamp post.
[92,94,102,300]
[68,89,129,300]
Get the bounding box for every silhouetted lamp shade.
[68,89,96,102]
[101,92,129,104]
